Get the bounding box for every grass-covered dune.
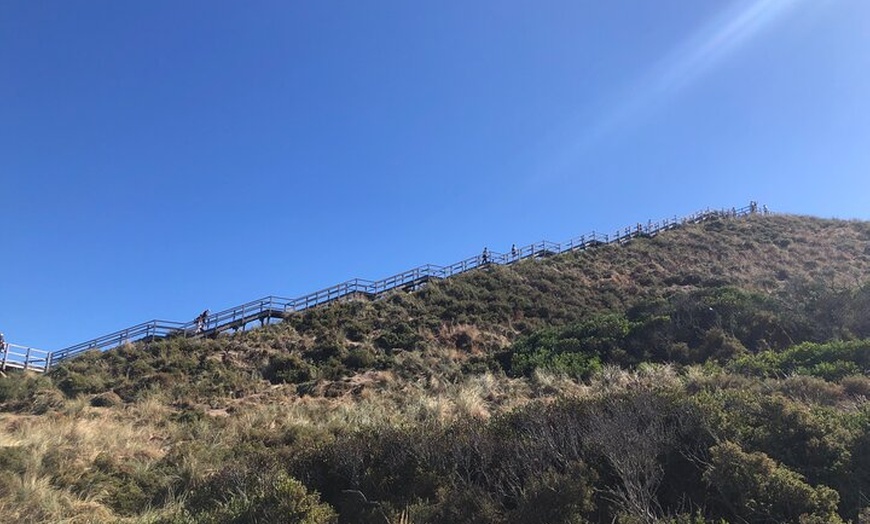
[2,213,870,523]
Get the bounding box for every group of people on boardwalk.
[482,244,521,264]
[749,201,769,215]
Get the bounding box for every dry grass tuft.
[588,363,681,396]
[0,473,116,524]
[0,404,172,522]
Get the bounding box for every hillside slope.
[2,212,870,523]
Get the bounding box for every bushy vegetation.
[2,213,870,522]
[731,339,870,380]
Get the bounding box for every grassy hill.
[2,212,870,523]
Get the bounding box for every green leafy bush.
[180,465,336,524]
[263,353,313,384]
[374,322,420,351]
[703,441,843,523]
[0,372,59,412]
[506,314,628,377]
[730,339,870,380]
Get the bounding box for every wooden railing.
[1,202,764,371]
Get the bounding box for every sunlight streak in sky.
[649,0,799,98]
[538,0,804,180]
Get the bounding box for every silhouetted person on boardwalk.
[481,247,489,264]
[0,333,6,352]
[511,244,518,258]
[195,310,210,334]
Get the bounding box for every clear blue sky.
[3,1,869,350]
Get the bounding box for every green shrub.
[506,314,629,377]
[703,441,843,523]
[342,348,375,370]
[841,375,870,397]
[51,356,111,397]
[696,389,857,504]
[730,339,870,380]
[263,353,313,384]
[506,462,596,523]
[90,391,123,408]
[777,375,845,405]
[0,372,64,413]
[182,464,336,524]
[308,338,346,363]
[60,451,177,517]
[374,322,420,351]
[699,328,747,363]
[0,373,50,403]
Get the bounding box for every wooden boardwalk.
[1,203,764,372]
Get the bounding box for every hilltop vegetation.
[2,213,870,523]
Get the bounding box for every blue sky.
[2,0,869,350]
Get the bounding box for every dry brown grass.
[543,215,870,305]
[0,473,115,524]
[0,395,178,523]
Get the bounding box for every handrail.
[1,343,53,373]
[50,320,188,361]
[0,202,765,371]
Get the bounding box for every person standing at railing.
[195,309,210,334]
[0,333,6,352]
[511,244,518,259]
[481,247,489,264]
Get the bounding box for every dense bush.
[286,391,718,523]
[505,313,628,377]
[70,452,176,517]
[730,339,870,380]
[0,372,58,412]
[703,441,843,523]
[263,352,314,384]
[176,461,336,524]
[501,286,802,376]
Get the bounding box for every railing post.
[24,347,31,371]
